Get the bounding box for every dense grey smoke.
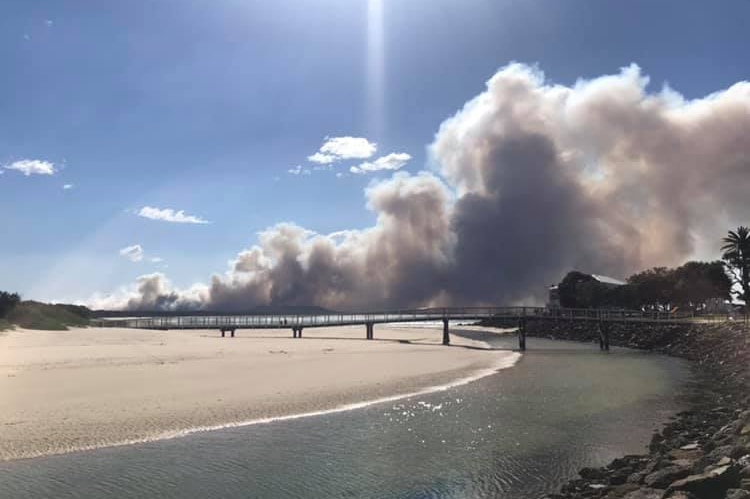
[93,64,750,311]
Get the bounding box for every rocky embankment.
[482,319,750,499]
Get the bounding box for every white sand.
[0,325,517,461]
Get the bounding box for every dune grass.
[4,301,90,330]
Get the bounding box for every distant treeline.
[558,261,732,311]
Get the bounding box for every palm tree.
[721,226,750,305]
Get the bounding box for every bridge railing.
[89,306,737,330]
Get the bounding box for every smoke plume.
[93,64,750,311]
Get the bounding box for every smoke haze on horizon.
[90,63,750,311]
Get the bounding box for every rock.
[610,470,631,486]
[740,466,750,479]
[666,465,740,499]
[670,449,705,462]
[725,489,750,499]
[682,444,701,451]
[604,484,640,499]
[621,488,665,499]
[581,467,610,480]
[628,472,647,485]
[741,478,750,490]
[663,492,696,499]
[672,460,696,469]
[717,458,734,467]
[739,425,750,436]
[643,466,691,488]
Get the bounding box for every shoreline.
[0,326,518,462]
[480,319,750,499]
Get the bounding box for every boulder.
[581,467,610,480]
[670,449,705,463]
[725,489,750,499]
[621,488,665,499]
[666,465,740,499]
[604,483,641,499]
[643,466,691,488]
[663,492,696,499]
[610,470,631,486]
[628,472,647,485]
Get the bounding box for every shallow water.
[0,332,689,499]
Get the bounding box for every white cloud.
[308,137,377,165]
[62,184,73,190]
[137,206,210,224]
[150,257,164,263]
[3,159,56,176]
[307,152,337,164]
[119,245,144,263]
[288,165,311,176]
[45,20,53,26]
[350,153,411,174]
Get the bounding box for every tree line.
[0,291,21,318]
[559,226,750,312]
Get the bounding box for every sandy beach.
[0,325,516,461]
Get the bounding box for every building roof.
[591,274,626,286]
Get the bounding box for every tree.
[0,291,21,317]
[721,226,750,304]
[627,267,675,311]
[671,261,731,310]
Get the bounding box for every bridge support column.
[365,322,374,340]
[230,329,235,338]
[518,317,527,351]
[292,327,301,338]
[221,329,225,338]
[442,318,450,345]
[599,322,610,351]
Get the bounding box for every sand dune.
[0,325,516,461]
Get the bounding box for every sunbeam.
[367,0,385,139]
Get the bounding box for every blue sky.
[2,0,749,304]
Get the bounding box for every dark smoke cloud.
[92,64,750,311]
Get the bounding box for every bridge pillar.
[518,317,527,351]
[365,322,374,340]
[230,329,235,338]
[292,327,298,338]
[221,329,225,338]
[599,322,610,351]
[442,318,450,345]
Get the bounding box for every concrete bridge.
[93,307,689,351]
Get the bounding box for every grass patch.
[5,301,90,331]
[0,318,12,332]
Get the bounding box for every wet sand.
[0,325,516,461]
